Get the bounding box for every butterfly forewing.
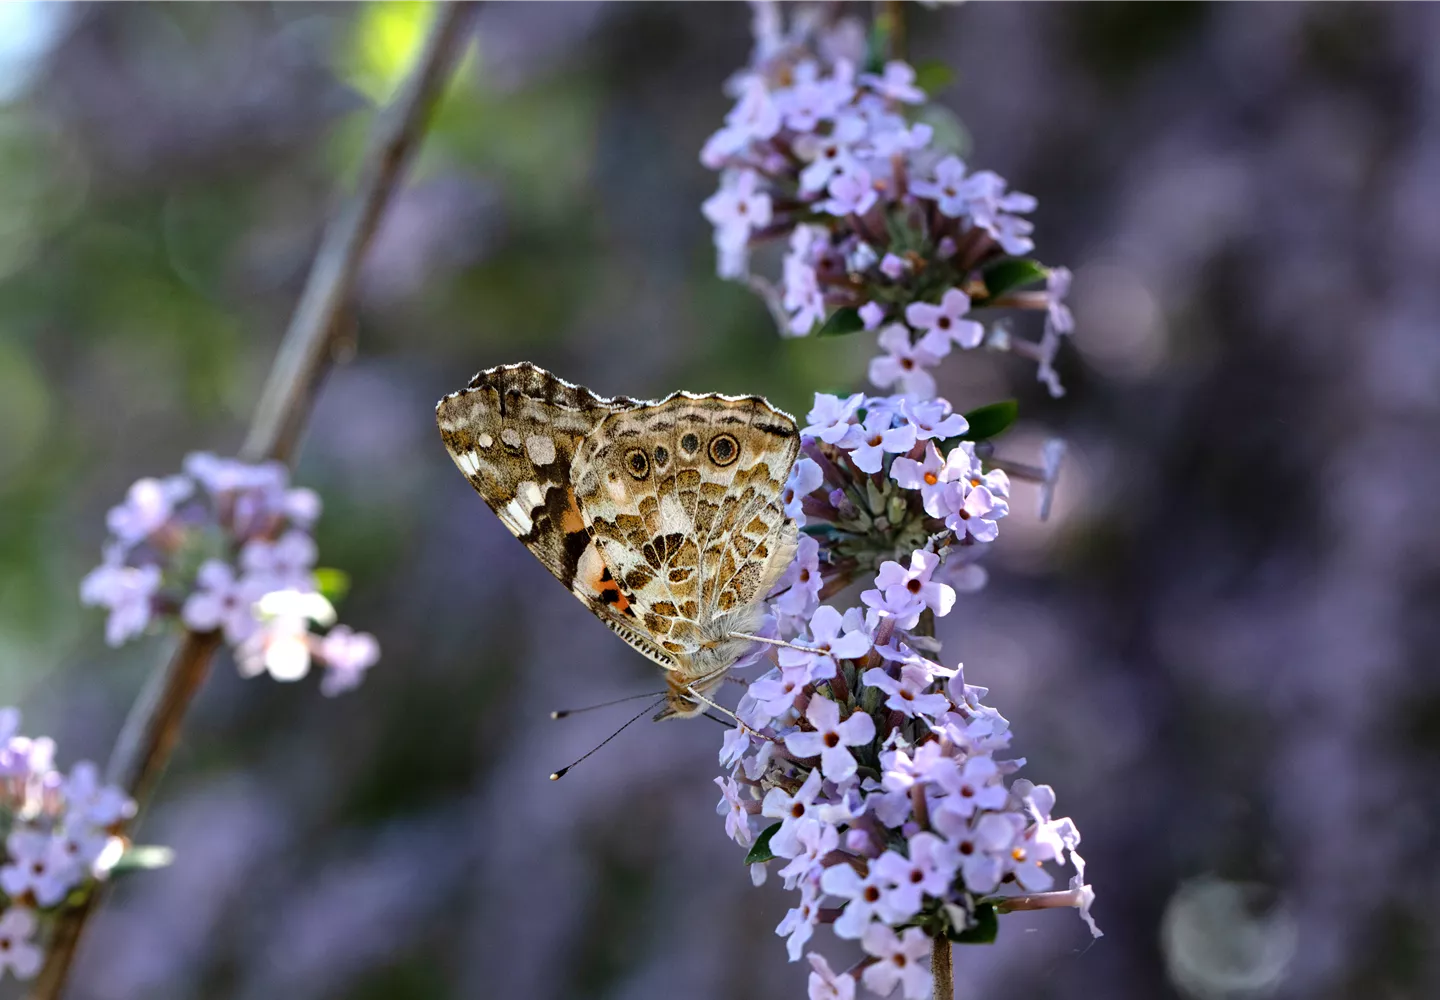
[436,363,675,668]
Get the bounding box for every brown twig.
[931,932,953,1000]
[29,5,478,996]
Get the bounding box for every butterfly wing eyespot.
[679,432,700,455]
[708,433,740,467]
[653,444,670,469]
[625,447,650,480]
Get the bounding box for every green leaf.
[949,902,999,944]
[745,822,782,864]
[960,400,1018,441]
[111,844,175,875]
[816,307,865,338]
[313,567,351,605]
[913,61,955,96]
[981,258,1048,299]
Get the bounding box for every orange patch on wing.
[561,488,586,535]
[574,538,631,613]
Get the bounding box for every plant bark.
[28,5,479,997]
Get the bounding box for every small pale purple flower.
[1047,266,1074,334]
[890,442,952,518]
[802,393,865,444]
[945,482,1005,543]
[0,907,42,981]
[715,775,756,847]
[762,769,825,857]
[778,818,839,889]
[703,169,774,252]
[79,562,161,647]
[861,61,926,104]
[859,582,926,632]
[859,924,933,1000]
[784,697,876,782]
[239,530,317,592]
[820,859,910,939]
[777,879,824,961]
[910,155,971,217]
[61,761,133,831]
[872,550,955,619]
[318,625,381,696]
[900,397,968,441]
[858,300,885,330]
[931,756,1009,831]
[820,167,877,218]
[105,476,191,547]
[806,953,856,1000]
[842,409,916,474]
[868,324,943,399]
[906,288,983,352]
[863,664,951,719]
[778,605,872,682]
[181,560,266,644]
[782,456,824,526]
[1,829,80,907]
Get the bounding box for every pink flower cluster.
[80,454,378,695]
[768,391,1010,636]
[702,6,1095,995]
[719,609,1099,997]
[700,5,1074,398]
[0,709,137,981]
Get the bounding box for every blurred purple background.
[2,2,1436,998]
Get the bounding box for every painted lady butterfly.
[436,363,800,719]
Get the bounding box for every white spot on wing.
[525,434,557,465]
[478,432,493,448]
[501,428,522,449]
[502,499,532,535]
[517,480,545,511]
[659,495,689,532]
[455,451,481,476]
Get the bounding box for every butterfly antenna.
[549,698,663,781]
[702,712,736,728]
[550,690,667,719]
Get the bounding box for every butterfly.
[436,363,801,719]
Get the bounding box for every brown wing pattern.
[570,394,800,657]
[435,363,676,668]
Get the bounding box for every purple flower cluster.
[702,5,1096,994]
[719,611,1099,998]
[80,454,378,695]
[0,709,136,981]
[701,5,1074,398]
[768,392,1008,634]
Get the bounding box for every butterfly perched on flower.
[436,363,800,719]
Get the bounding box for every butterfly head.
[654,667,721,721]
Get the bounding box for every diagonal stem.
[28,5,479,997]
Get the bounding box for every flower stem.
[932,936,954,999]
[876,0,908,64]
[28,5,478,997]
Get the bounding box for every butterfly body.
[437,363,799,719]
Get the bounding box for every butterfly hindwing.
[570,395,800,660]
